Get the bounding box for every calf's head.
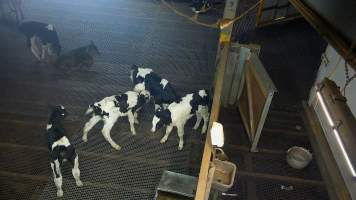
[133,81,146,93]
[49,105,67,121]
[151,108,171,133]
[140,90,151,103]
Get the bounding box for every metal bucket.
[286,146,313,169]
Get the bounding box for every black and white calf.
[83,91,150,150]
[151,89,210,150]
[19,21,61,64]
[46,105,82,197]
[130,65,179,110]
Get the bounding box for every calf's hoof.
[57,190,64,197]
[76,180,83,187]
[113,144,121,151]
[82,135,88,143]
[178,145,183,151]
[160,138,167,143]
[193,126,199,130]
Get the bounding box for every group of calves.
[47,65,211,197]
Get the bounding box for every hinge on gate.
[332,120,343,130]
[321,53,329,66]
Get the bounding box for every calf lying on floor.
[46,105,83,197]
[83,90,150,150]
[130,64,179,110]
[151,89,210,150]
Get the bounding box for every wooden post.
[194,43,230,200]
[195,1,240,199]
[215,0,239,62]
[255,0,264,26]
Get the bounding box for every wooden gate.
[222,43,277,152]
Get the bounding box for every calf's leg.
[102,115,121,150]
[51,160,63,197]
[69,153,83,187]
[134,111,139,124]
[201,107,209,134]
[160,124,173,143]
[30,36,42,61]
[177,123,185,150]
[82,115,101,142]
[127,111,137,135]
[193,113,202,130]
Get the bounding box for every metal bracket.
[321,53,330,66]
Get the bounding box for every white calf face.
[151,116,160,133]
[134,82,146,93]
[199,89,208,97]
[140,90,151,103]
[160,79,168,89]
[137,68,153,78]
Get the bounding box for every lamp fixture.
[211,122,224,147]
[316,89,356,177]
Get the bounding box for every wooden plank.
[190,138,286,155]
[222,51,239,107]
[238,80,252,140]
[244,155,258,200]
[228,46,252,105]
[238,171,325,187]
[249,66,268,133]
[302,102,351,200]
[263,127,306,137]
[289,0,356,71]
[251,92,274,152]
[246,65,255,136]
[255,0,265,26]
[214,0,239,64]
[243,53,277,152]
[257,15,302,27]
[246,55,276,97]
[195,44,231,200]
